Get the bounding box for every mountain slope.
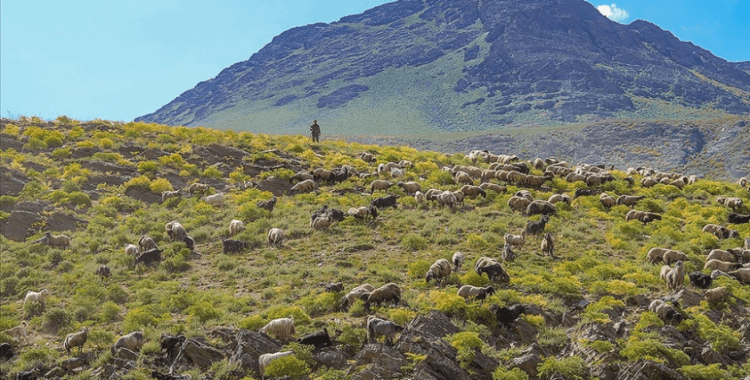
[136,0,750,135]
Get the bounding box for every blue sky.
[1,0,748,122]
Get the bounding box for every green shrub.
[88,329,115,349]
[679,364,729,380]
[338,325,366,346]
[401,233,428,251]
[620,339,689,365]
[17,346,59,369]
[52,147,72,158]
[239,315,266,331]
[263,356,310,379]
[493,366,530,380]
[123,305,168,331]
[407,260,431,280]
[137,160,159,174]
[187,299,222,324]
[99,301,120,322]
[150,178,173,193]
[266,306,311,326]
[537,356,587,380]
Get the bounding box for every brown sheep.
[662,250,688,265]
[599,193,616,208]
[616,195,644,207]
[548,193,571,205]
[647,247,671,264]
[507,196,532,213]
[704,259,742,272]
[479,183,506,193]
[540,233,555,258]
[426,259,452,286]
[729,268,750,284]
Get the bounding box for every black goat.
[159,333,185,363]
[490,304,528,328]
[0,342,13,362]
[573,188,602,199]
[257,196,277,213]
[222,239,249,254]
[525,215,550,235]
[728,213,750,224]
[298,328,333,351]
[134,248,163,266]
[371,195,397,209]
[688,271,713,289]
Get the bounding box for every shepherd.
[310,120,321,142]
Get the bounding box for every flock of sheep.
[11,144,750,379]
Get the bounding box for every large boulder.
[229,329,282,374]
[355,343,406,376]
[615,360,685,380]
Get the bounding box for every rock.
[356,343,406,376]
[396,311,471,380]
[514,319,538,344]
[669,289,703,308]
[1,210,42,242]
[0,166,28,196]
[511,343,547,378]
[206,143,250,160]
[700,345,724,365]
[176,337,225,369]
[314,347,347,369]
[61,353,93,371]
[44,366,66,378]
[615,360,686,380]
[351,368,382,380]
[114,347,139,361]
[0,133,25,151]
[71,147,101,158]
[47,212,87,232]
[404,310,461,339]
[592,363,620,380]
[124,187,162,204]
[229,329,282,374]
[80,160,136,176]
[626,294,652,308]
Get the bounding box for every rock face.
[136,0,750,133]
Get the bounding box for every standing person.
[310,120,321,143]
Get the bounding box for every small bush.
[137,160,159,174]
[407,260,431,280]
[537,356,587,380]
[401,233,428,251]
[679,363,729,380]
[150,178,173,193]
[263,355,310,379]
[447,331,483,368]
[493,366,530,380]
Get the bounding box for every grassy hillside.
[1,116,750,380]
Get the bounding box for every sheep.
[312,168,332,181]
[717,197,744,210]
[457,285,495,303]
[704,259,742,272]
[508,196,532,213]
[138,235,158,251]
[648,300,683,324]
[310,216,331,231]
[525,215,550,235]
[330,167,352,183]
[565,172,587,183]
[0,342,13,361]
[526,200,556,216]
[259,351,294,380]
[124,243,140,256]
[451,191,465,207]
[746,237,750,250]
[159,333,185,363]
[514,190,534,201]
[187,183,209,194]
[390,168,404,178]
[397,181,421,195]
[222,239,249,254]
[259,317,295,341]
[502,243,515,262]
[370,180,394,193]
[739,177,748,187]
[414,191,425,204]
[267,228,284,247]
[3,321,29,345]
[297,329,333,352]
[706,249,735,263]
[201,192,225,207]
[37,232,71,249]
[459,185,487,199]
[257,196,278,213]
[63,327,88,355]
[290,171,314,183]
[669,179,685,189]
[165,221,187,242]
[363,283,401,311]
[23,289,50,308]
[161,190,181,203]
[702,224,740,239]
[729,268,750,284]
[573,188,602,198]
[626,210,661,224]
[480,183,506,193]
[728,213,750,224]
[339,284,376,311]
[641,177,658,187]
[661,261,685,292]
[425,259,452,286]
[647,248,671,264]
[548,193,571,205]
[134,248,163,266]
[541,233,555,258]
[504,231,525,248]
[366,316,403,346]
[95,264,111,280]
[290,179,316,193]
[111,331,144,355]
[325,282,344,293]
[623,176,635,186]
[662,250,688,265]
[475,257,510,283]
[490,304,528,329]
[688,271,712,289]
[347,206,378,223]
[705,286,727,304]
[454,171,473,185]
[599,193,616,208]
[371,195,397,209]
[229,219,245,236]
[452,252,465,272]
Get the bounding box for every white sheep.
[599,193,616,208]
[366,316,403,346]
[454,171,472,185]
[363,283,401,310]
[259,317,295,341]
[63,327,88,355]
[502,243,515,262]
[706,249,735,263]
[37,232,71,249]
[729,268,750,284]
[370,180,394,193]
[3,321,29,345]
[229,219,245,236]
[187,183,209,194]
[704,259,741,272]
[649,299,683,323]
[290,179,316,193]
[397,181,421,195]
[414,191,425,204]
[662,250,688,265]
[124,243,140,256]
[138,235,157,251]
[452,191,465,206]
[111,331,145,355]
[165,221,187,242]
[541,232,555,258]
[310,216,331,231]
[504,231,525,248]
[452,252,465,272]
[339,284,376,311]
[267,228,284,247]
[457,285,495,303]
[548,193,571,205]
[425,258,452,286]
[259,351,294,380]
[739,177,748,187]
[507,196,531,213]
[437,191,458,208]
[647,247,671,264]
[390,168,404,178]
[290,172,314,183]
[161,190,181,203]
[479,183,506,194]
[201,192,225,207]
[704,286,727,303]
[24,289,51,308]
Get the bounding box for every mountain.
[136,0,750,135]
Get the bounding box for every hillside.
[135,0,750,135]
[1,116,750,380]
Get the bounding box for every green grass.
[1,117,749,379]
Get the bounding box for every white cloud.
[597,4,630,23]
